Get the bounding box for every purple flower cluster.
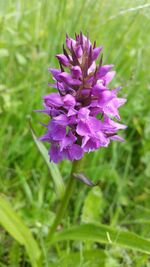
[37,32,126,163]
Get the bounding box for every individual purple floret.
[37,32,126,163]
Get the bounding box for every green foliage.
[52,223,150,254]
[81,186,103,223]
[48,249,106,267]
[0,0,150,266]
[0,195,41,267]
[8,241,22,267]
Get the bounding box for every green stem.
[47,160,82,241]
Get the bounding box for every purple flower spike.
[37,32,126,163]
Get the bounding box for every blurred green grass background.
[0,0,150,266]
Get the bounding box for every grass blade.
[52,223,150,254]
[0,195,41,267]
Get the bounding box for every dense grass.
[0,0,150,266]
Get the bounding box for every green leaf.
[81,186,103,223]
[52,223,150,254]
[15,53,27,65]
[0,195,41,267]
[0,48,9,57]
[81,187,104,250]
[29,119,65,198]
[8,241,21,267]
[49,249,106,267]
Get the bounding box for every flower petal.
[109,135,125,142]
[92,46,103,61]
[88,117,104,132]
[76,121,91,136]
[38,132,51,142]
[97,65,114,79]
[59,72,82,86]
[63,94,76,107]
[67,108,77,117]
[53,114,68,126]
[60,131,77,151]
[71,66,82,78]
[75,45,83,58]
[48,120,66,140]
[66,35,76,50]
[104,116,127,131]
[104,71,116,85]
[103,97,126,120]
[56,54,70,66]
[78,107,90,120]
[49,145,63,163]
[48,68,61,81]
[67,144,83,161]
[82,137,100,152]
[43,93,63,107]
